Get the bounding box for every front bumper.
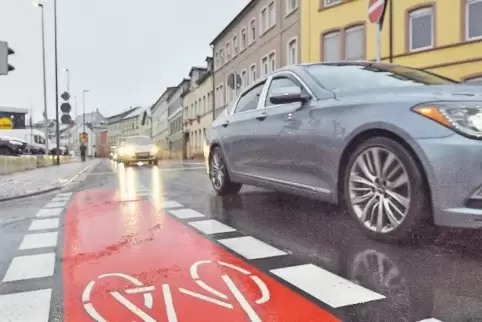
[414,134,482,229]
[121,153,159,162]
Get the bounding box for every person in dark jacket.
[80,143,87,161]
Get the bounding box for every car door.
[219,81,269,176]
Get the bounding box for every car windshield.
[305,63,458,93]
[126,136,152,145]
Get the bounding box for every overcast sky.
[0,0,249,121]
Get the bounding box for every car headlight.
[413,102,482,139]
[118,147,126,155]
[151,146,159,154]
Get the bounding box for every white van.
[0,129,53,154]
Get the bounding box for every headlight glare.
[151,146,159,154]
[412,102,482,139]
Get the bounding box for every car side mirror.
[269,86,311,105]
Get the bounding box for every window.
[240,28,247,50]
[287,38,298,64]
[286,0,298,15]
[261,57,269,76]
[219,49,224,65]
[466,0,482,40]
[250,18,257,44]
[345,25,365,60]
[233,36,239,56]
[268,1,276,28]
[466,76,482,84]
[219,84,224,106]
[226,42,231,61]
[234,83,265,113]
[305,64,457,94]
[250,64,257,83]
[215,52,219,69]
[265,77,300,106]
[202,96,206,113]
[322,31,341,61]
[261,8,268,34]
[241,69,248,88]
[409,7,434,51]
[269,52,276,72]
[324,0,341,7]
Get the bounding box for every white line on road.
[19,232,58,250]
[168,208,205,219]
[35,208,63,218]
[29,218,60,231]
[56,192,73,197]
[162,284,178,322]
[0,289,52,322]
[188,219,236,235]
[222,274,261,322]
[217,236,287,260]
[43,200,69,208]
[3,253,56,282]
[270,264,385,308]
[417,319,443,322]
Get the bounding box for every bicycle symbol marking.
[82,260,270,322]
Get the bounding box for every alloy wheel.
[210,151,225,190]
[348,147,411,233]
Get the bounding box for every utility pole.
[53,0,60,165]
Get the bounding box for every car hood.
[335,84,482,102]
[130,145,154,153]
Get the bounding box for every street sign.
[61,91,70,101]
[368,0,386,23]
[60,102,72,113]
[80,132,88,143]
[0,117,13,129]
[61,114,72,125]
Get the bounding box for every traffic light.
[0,41,15,75]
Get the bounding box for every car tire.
[343,137,430,242]
[209,146,242,195]
[153,160,158,165]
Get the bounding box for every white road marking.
[19,232,58,250]
[222,275,261,322]
[162,284,178,322]
[0,289,52,322]
[418,319,443,322]
[168,208,205,219]
[125,286,156,294]
[29,218,60,231]
[3,253,56,282]
[110,291,156,322]
[43,200,68,208]
[270,264,385,308]
[217,236,287,259]
[188,219,236,235]
[158,200,184,209]
[50,197,70,202]
[178,288,233,308]
[56,192,73,197]
[35,208,63,218]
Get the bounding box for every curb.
[0,163,95,203]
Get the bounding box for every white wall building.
[151,87,175,153]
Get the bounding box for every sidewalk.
[0,158,99,202]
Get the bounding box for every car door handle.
[221,120,229,127]
[256,112,267,121]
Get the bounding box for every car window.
[126,136,152,145]
[305,64,458,93]
[265,77,301,107]
[234,83,265,113]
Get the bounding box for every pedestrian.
[80,142,87,161]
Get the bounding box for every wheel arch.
[337,128,434,223]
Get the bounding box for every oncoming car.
[204,61,482,242]
[117,135,160,166]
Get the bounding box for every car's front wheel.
[210,147,242,195]
[343,137,430,242]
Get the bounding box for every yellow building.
[300,0,482,83]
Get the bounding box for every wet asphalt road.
[0,159,481,321]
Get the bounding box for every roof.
[150,87,176,111]
[122,106,147,120]
[188,66,207,77]
[210,0,258,45]
[106,108,137,120]
[196,70,212,85]
[167,78,190,101]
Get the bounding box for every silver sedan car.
[204,62,482,242]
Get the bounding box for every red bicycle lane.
[62,188,339,321]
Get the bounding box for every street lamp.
[62,68,71,152]
[33,1,49,155]
[82,89,90,134]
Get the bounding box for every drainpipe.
[389,0,393,63]
[211,44,216,121]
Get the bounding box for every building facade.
[167,79,189,159]
[151,87,175,155]
[183,58,214,159]
[106,108,139,148]
[211,0,300,117]
[300,0,482,83]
